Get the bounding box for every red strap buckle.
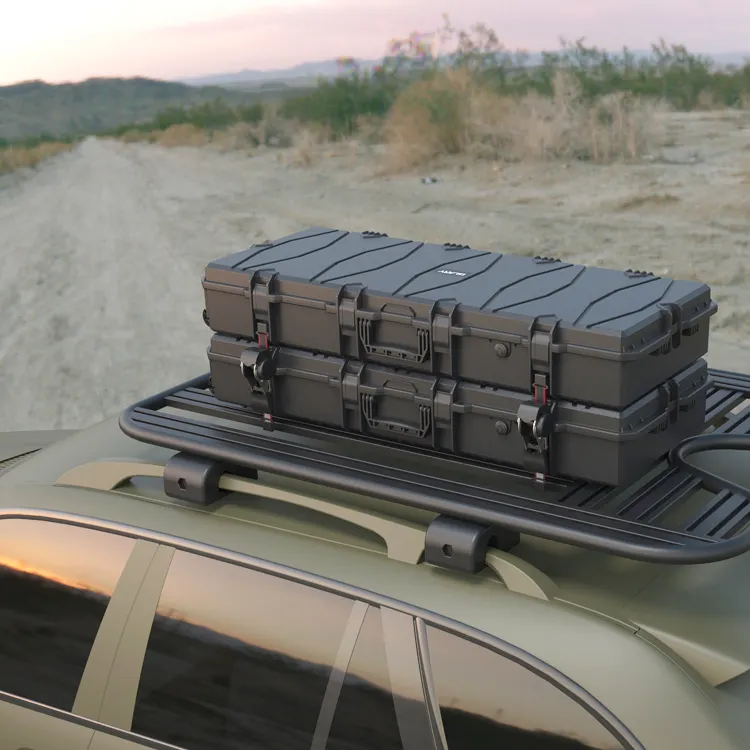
[257,332,269,350]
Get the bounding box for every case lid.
[206,227,717,355]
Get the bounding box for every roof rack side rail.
[55,458,426,565]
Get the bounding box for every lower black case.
[207,334,709,487]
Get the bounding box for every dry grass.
[253,105,295,148]
[282,125,339,167]
[119,129,153,144]
[695,89,723,111]
[210,122,258,153]
[0,141,74,174]
[355,115,385,145]
[152,124,211,148]
[286,128,319,167]
[380,69,668,173]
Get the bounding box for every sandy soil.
[1,111,749,431]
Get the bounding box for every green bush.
[279,64,401,137]
[477,38,750,110]
[0,132,79,151]
[100,97,269,140]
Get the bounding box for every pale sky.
[1,0,749,86]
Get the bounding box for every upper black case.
[203,227,717,409]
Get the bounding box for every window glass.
[326,605,404,750]
[0,519,136,711]
[425,625,627,750]
[131,550,355,750]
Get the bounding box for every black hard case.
[207,335,709,487]
[203,228,717,410]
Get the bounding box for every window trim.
[379,605,441,750]
[415,617,449,750]
[74,539,164,721]
[0,508,644,750]
[96,544,176,729]
[310,599,369,750]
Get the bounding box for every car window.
[0,519,136,711]
[425,625,628,750]
[325,605,405,750]
[130,549,357,750]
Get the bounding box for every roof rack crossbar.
[117,369,750,565]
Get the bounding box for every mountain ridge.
[178,50,750,87]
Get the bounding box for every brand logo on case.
[438,269,467,277]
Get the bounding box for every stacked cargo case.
[202,227,717,487]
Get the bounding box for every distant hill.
[179,58,381,88]
[179,50,750,89]
[0,77,268,142]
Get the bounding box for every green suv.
[1,370,750,750]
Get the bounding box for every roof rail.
[112,370,750,565]
[54,458,556,601]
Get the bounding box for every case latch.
[659,302,685,352]
[240,344,279,427]
[517,396,555,480]
[250,272,276,338]
[528,318,559,398]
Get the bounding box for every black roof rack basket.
[119,368,750,565]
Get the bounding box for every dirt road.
[1,113,749,431]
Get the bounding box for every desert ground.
[0,110,749,431]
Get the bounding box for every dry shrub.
[119,129,152,144]
[584,91,668,163]
[285,125,332,167]
[288,128,318,167]
[695,89,721,111]
[0,141,73,174]
[381,69,665,172]
[355,114,385,145]
[382,68,477,171]
[211,122,259,152]
[253,105,295,148]
[153,124,210,148]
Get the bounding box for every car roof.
[2,416,750,698]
